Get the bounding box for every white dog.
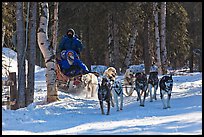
[112,80,123,111]
[123,68,136,96]
[81,73,98,98]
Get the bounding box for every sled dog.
[112,80,123,111]
[103,67,117,82]
[123,68,136,96]
[98,76,112,115]
[147,71,159,102]
[159,75,173,109]
[135,72,148,107]
[81,73,98,98]
[103,67,117,107]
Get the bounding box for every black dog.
[147,71,159,102]
[159,75,173,109]
[98,77,112,115]
[135,72,148,107]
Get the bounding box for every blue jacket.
[58,35,84,55]
[58,49,89,77]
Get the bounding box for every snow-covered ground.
[2,48,202,135]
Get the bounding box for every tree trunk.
[112,5,120,73]
[85,5,93,69]
[147,19,153,69]
[107,12,114,67]
[189,45,194,72]
[16,2,26,108]
[113,21,120,73]
[26,2,37,106]
[143,19,151,75]
[198,51,202,72]
[124,23,137,71]
[153,2,162,75]
[52,2,59,94]
[52,2,58,55]
[37,2,58,103]
[160,2,167,74]
[2,25,6,47]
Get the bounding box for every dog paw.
[150,100,153,102]
[106,113,110,115]
[167,106,171,108]
[163,107,167,109]
[140,104,145,107]
[111,103,115,107]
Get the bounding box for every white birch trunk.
[160,2,167,74]
[143,19,151,74]
[52,2,58,55]
[113,22,120,72]
[153,2,162,75]
[124,24,137,69]
[2,25,6,47]
[37,2,58,103]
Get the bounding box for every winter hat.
[67,28,75,36]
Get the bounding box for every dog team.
[81,64,173,115]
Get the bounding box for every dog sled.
[56,64,99,92]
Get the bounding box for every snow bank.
[2,48,202,135]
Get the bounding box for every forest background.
[2,2,202,73]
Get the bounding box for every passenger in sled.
[56,28,89,77]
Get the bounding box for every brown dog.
[123,68,136,96]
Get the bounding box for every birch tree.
[26,2,37,106]
[160,2,167,74]
[16,2,26,108]
[2,25,6,47]
[37,2,58,103]
[143,19,151,74]
[52,2,59,55]
[153,2,162,74]
[124,23,137,70]
[52,2,59,98]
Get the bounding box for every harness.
[148,77,159,85]
[135,73,147,89]
[160,78,173,93]
[112,85,123,96]
[98,77,111,101]
[126,77,134,85]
